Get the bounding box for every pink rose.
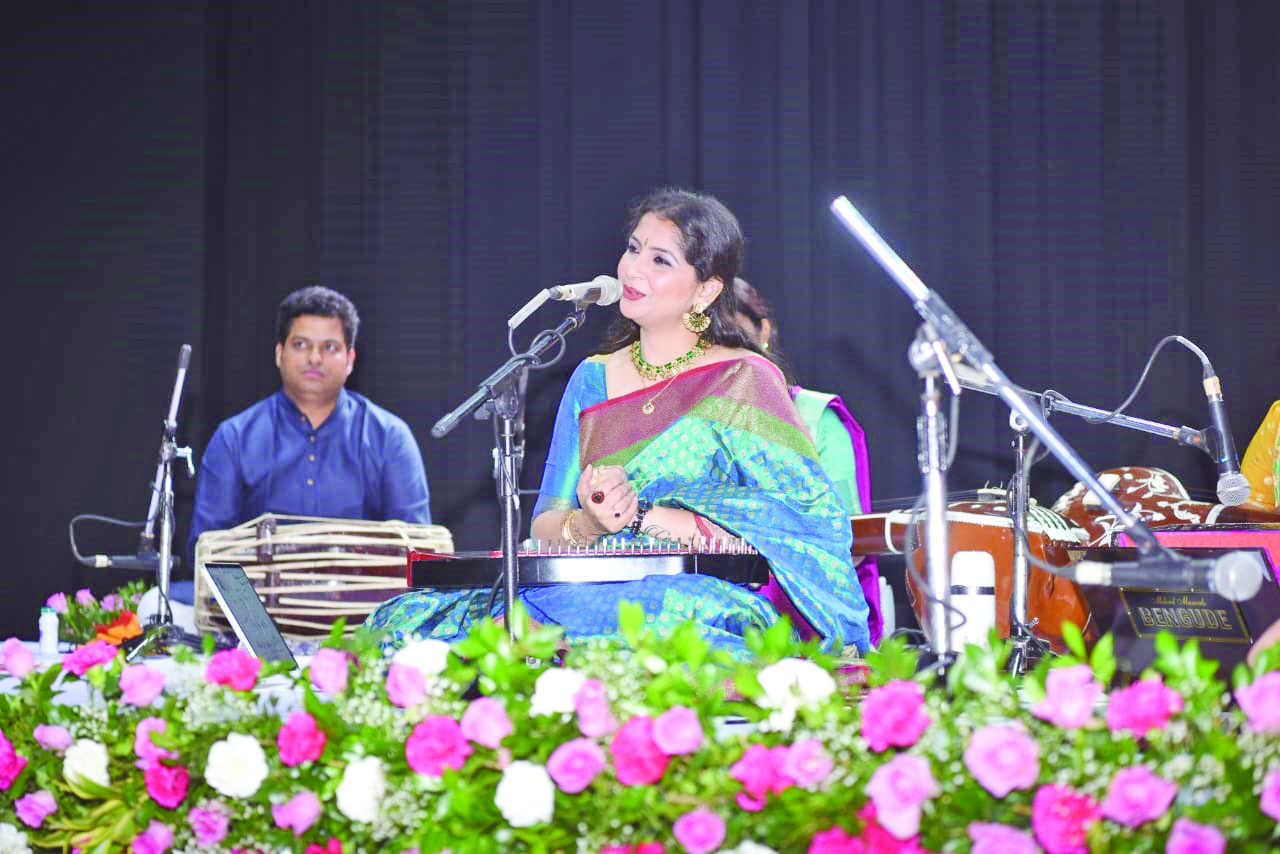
[102,594,124,611]
[963,724,1040,798]
[120,664,166,707]
[460,697,513,749]
[1031,783,1100,854]
[865,754,939,840]
[34,724,72,752]
[134,717,178,762]
[1,638,35,679]
[62,641,117,676]
[46,592,68,613]
[609,716,669,786]
[1033,665,1102,729]
[861,680,929,752]
[15,790,57,828]
[547,737,606,793]
[0,730,29,790]
[143,761,189,809]
[205,648,262,692]
[1259,769,1280,821]
[783,738,834,788]
[188,803,230,846]
[968,822,1036,854]
[305,838,342,854]
[1105,678,1183,738]
[1165,817,1226,854]
[132,819,174,854]
[74,588,96,606]
[653,706,703,756]
[807,825,865,853]
[858,802,928,853]
[1101,766,1176,827]
[672,808,725,854]
[278,712,327,767]
[1235,672,1280,734]
[273,790,323,836]
[310,648,351,694]
[385,662,427,707]
[729,744,793,811]
[574,678,617,737]
[405,715,472,776]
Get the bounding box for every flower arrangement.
[1,604,1280,853]
[43,581,148,647]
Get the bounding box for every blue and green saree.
[365,354,870,654]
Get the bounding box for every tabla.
[194,513,454,637]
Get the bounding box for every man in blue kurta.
[187,286,431,559]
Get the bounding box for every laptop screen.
[199,562,297,666]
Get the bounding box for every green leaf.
[1090,632,1116,686]
[1060,621,1087,660]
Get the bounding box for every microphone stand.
[955,367,1226,674]
[830,196,1188,666]
[906,326,961,672]
[433,306,593,640]
[125,345,198,661]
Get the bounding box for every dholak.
[194,513,454,637]
[850,489,1091,644]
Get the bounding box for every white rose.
[720,843,778,854]
[336,755,386,823]
[63,739,110,788]
[529,667,586,716]
[756,658,835,709]
[494,761,554,827]
[393,638,452,677]
[0,821,31,854]
[205,732,269,799]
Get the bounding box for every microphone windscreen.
[1216,471,1251,506]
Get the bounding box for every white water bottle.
[38,607,59,655]
[950,551,997,648]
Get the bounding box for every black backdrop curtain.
[2,0,1277,638]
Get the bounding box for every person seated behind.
[731,277,867,517]
[1240,400,1280,511]
[731,276,882,646]
[187,286,431,559]
[366,188,869,656]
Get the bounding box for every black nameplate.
[1120,590,1248,645]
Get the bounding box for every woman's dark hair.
[598,187,765,358]
[276,286,360,348]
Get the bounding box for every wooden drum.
[851,489,1091,644]
[194,513,454,637]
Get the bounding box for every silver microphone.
[1068,549,1264,602]
[507,276,622,330]
[547,275,622,305]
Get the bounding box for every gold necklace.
[641,373,681,415]
[634,341,708,415]
[630,338,709,383]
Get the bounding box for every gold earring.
[682,302,711,334]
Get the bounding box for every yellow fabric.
[1240,400,1280,510]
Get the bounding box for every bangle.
[628,500,653,536]
[561,510,586,546]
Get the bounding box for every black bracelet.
[628,499,653,536]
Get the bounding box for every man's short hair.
[276,286,360,348]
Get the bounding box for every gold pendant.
[642,401,655,415]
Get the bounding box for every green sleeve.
[813,405,861,515]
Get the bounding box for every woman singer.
[366,188,869,655]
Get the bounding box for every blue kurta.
[187,389,431,558]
